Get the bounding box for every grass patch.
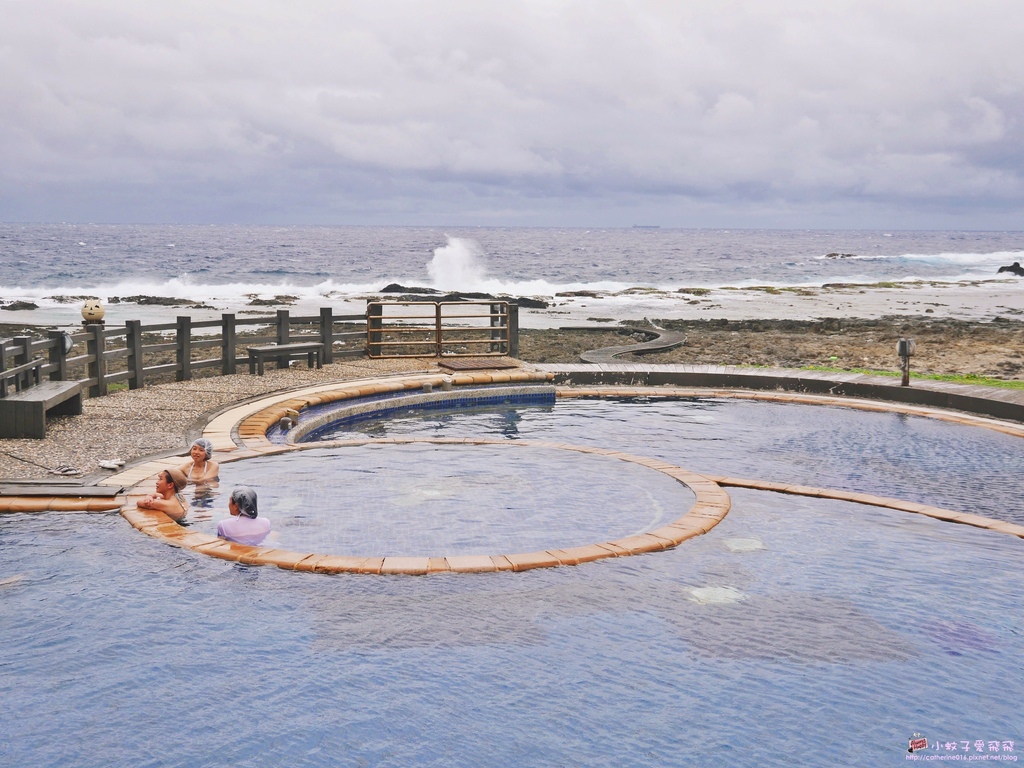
[780,287,818,295]
[615,287,667,296]
[821,281,904,290]
[803,366,1024,389]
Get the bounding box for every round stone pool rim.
[124,435,733,574]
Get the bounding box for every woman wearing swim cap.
[178,438,219,485]
[217,487,271,546]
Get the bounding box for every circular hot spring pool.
[191,442,695,556]
[4,395,1023,766]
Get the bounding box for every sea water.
[0,224,1021,327]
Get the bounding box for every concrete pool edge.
[706,476,1024,537]
[538,363,1024,425]
[233,369,557,452]
[555,385,1024,438]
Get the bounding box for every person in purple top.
[216,487,271,545]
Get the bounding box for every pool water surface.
[2,396,1022,766]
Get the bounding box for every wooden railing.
[0,300,521,401]
[0,308,366,400]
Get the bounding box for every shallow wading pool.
[3,396,1023,766]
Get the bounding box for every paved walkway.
[578,326,688,364]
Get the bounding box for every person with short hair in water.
[217,487,271,545]
[178,438,219,485]
[136,468,189,522]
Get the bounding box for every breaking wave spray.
[427,237,487,290]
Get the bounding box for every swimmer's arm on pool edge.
[136,494,187,522]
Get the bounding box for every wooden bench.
[247,342,324,376]
[0,380,84,439]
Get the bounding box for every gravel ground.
[0,357,436,482]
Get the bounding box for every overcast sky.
[2,0,1022,228]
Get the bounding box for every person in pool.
[136,468,189,522]
[178,438,219,485]
[217,487,271,546]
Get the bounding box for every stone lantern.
[81,299,105,326]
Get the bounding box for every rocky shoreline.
[520,316,1024,379]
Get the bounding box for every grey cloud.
[1,0,1022,226]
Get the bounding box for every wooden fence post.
[320,306,333,364]
[276,309,290,368]
[86,324,107,397]
[507,302,519,358]
[435,303,443,357]
[0,341,7,397]
[125,320,144,389]
[47,330,68,382]
[13,336,32,391]
[367,302,383,358]
[489,303,504,354]
[176,315,192,381]
[221,313,236,375]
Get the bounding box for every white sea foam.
[0,271,1014,314]
[816,249,1023,266]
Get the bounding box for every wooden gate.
[366,301,518,359]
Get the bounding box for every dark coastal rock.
[45,295,101,304]
[384,291,496,303]
[389,294,440,303]
[824,252,858,259]
[556,290,603,298]
[444,292,493,300]
[997,262,1024,276]
[109,295,196,306]
[246,295,297,306]
[2,301,38,311]
[514,297,549,309]
[377,291,545,307]
[424,292,495,302]
[381,283,441,294]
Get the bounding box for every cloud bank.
[1,0,1022,227]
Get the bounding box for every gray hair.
[230,487,258,518]
[191,438,214,460]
